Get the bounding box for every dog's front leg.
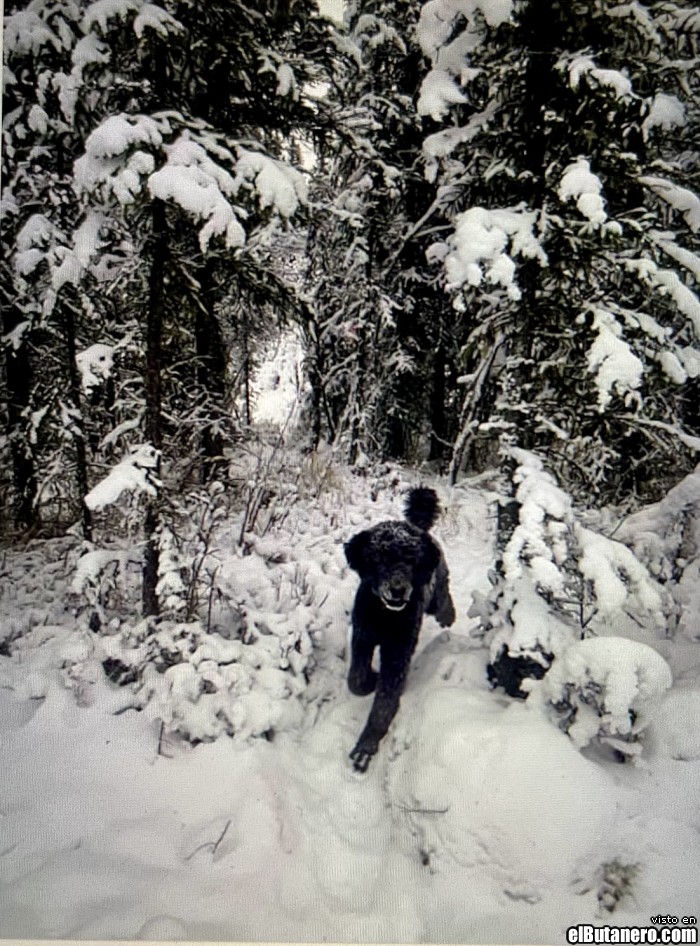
[348,621,378,697]
[349,642,414,772]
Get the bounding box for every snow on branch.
[440,205,547,301]
[74,113,165,202]
[74,118,307,250]
[234,147,308,219]
[147,134,246,251]
[654,237,700,281]
[82,0,182,38]
[617,463,700,546]
[14,213,61,277]
[623,258,700,338]
[85,444,160,510]
[3,10,65,56]
[562,55,634,100]
[577,527,664,618]
[76,343,115,394]
[642,93,686,139]
[638,176,700,232]
[479,449,669,699]
[585,307,643,410]
[558,158,607,226]
[541,636,672,755]
[52,212,107,292]
[415,0,512,122]
[501,448,573,595]
[417,69,468,122]
[416,0,513,62]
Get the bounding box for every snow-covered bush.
[98,494,353,743]
[537,637,672,758]
[615,464,700,641]
[476,449,670,698]
[101,616,313,743]
[70,546,136,632]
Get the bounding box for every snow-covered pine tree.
[70,0,338,614]
[418,0,700,505]
[306,1,465,465]
[2,0,104,532]
[5,0,338,612]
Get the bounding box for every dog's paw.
[436,598,456,628]
[349,741,378,773]
[348,668,378,697]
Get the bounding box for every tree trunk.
[60,291,93,540]
[3,304,37,530]
[142,200,167,618]
[195,259,227,480]
[429,341,446,463]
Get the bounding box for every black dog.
[344,487,455,771]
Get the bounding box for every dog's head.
[344,522,440,612]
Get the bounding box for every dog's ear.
[345,530,372,576]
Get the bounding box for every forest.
[1,0,700,942]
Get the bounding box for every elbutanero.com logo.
[567,923,698,944]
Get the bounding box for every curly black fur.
[344,487,456,771]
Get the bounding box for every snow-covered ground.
[1,340,699,943]
[1,466,699,943]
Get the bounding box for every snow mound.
[387,686,617,888]
[648,686,700,761]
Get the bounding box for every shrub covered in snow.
[94,464,363,743]
[101,616,313,743]
[615,464,700,641]
[538,636,672,758]
[476,449,669,698]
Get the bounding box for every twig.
[185,819,232,861]
[396,804,449,815]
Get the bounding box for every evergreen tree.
[3,0,338,613]
[2,0,94,531]
[306,2,466,465]
[416,0,700,505]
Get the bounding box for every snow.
[74,113,165,200]
[564,55,634,99]
[82,0,142,34]
[3,10,63,57]
[586,307,644,410]
[638,175,700,232]
[235,146,308,219]
[250,329,307,427]
[276,62,296,98]
[417,0,514,61]
[415,0,513,122]
[538,637,672,752]
[84,443,160,510]
[52,211,106,290]
[443,205,547,300]
[2,459,699,941]
[417,68,468,121]
[642,92,686,138]
[147,136,247,251]
[75,342,115,393]
[133,3,183,39]
[558,158,607,225]
[2,408,700,942]
[2,353,700,941]
[577,524,664,620]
